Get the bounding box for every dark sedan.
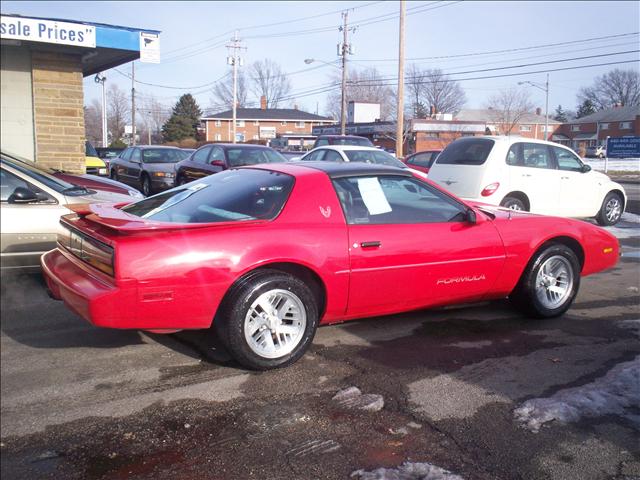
[174,144,286,186]
[109,146,188,196]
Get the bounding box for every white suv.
[428,136,626,225]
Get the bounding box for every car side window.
[333,175,466,225]
[120,148,132,161]
[407,152,433,168]
[0,168,54,203]
[506,143,523,166]
[305,150,326,161]
[193,146,212,164]
[316,139,329,147]
[322,150,343,162]
[209,146,225,163]
[130,149,141,163]
[522,143,553,169]
[553,146,583,172]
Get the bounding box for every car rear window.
[122,169,294,224]
[344,150,405,168]
[330,137,373,147]
[435,138,495,166]
[226,148,285,167]
[142,149,184,163]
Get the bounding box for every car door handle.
[521,174,532,177]
[360,241,381,248]
[561,176,569,180]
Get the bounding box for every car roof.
[135,145,180,150]
[317,135,368,139]
[470,135,567,147]
[209,143,272,149]
[314,145,383,152]
[248,161,411,179]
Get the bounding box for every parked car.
[585,145,606,159]
[276,150,303,161]
[427,136,627,226]
[174,143,286,186]
[312,135,374,149]
[181,148,196,155]
[95,147,125,162]
[402,150,442,174]
[300,145,406,168]
[85,141,108,176]
[1,151,134,271]
[109,146,185,196]
[42,161,619,370]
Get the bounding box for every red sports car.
[402,149,442,174]
[42,162,619,370]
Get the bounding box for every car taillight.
[58,225,115,276]
[481,182,500,197]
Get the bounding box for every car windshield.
[226,148,285,167]
[122,169,294,224]
[344,150,405,168]
[142,149,185,163]
[435,138,495,166]
[1,151,91,195]
[85,142,99,157]
[330,137,373,147]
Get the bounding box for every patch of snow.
[582,157,640,172]
[351,461,464,480]
[514,356,640,433]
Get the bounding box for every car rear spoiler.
[63,203,262,232]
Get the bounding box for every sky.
[3,1,639,119]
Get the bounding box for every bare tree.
[84,99,102,146]
[250,59,292,108]
[486,88,534,135]
[209,72,248,111]
[107,84,130,144]
[578,68,640,109]
[137,94,170,144]
[406,64,428,117]
[325,67,395,121]
[415,68,466,115]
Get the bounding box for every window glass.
[122,169,294,223]
[522,143,553,169]
[1,154,75,193]
[407,152,435,168]
[193,146,213,164]
[85,141,98,157]
[130,149,141,162]
[506,143,522,166]
[303,150,326,161]
[121,148,132,161]
[0,167,55,202]
[322,150,343,162]
[331,137,373,147]
[226,148,283,167]
[333,175,465,225]
[210,147,225,163]
[142,148,184,163]
[553,146,583,171]
[436,138,495,165]
[315,139,329,147]
[344,150,405,168]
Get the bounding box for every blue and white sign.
[1,16,96,48]
[606,136,640,159]
[139,32,160,63]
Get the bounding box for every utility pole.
[226,31,245,144]
[395,0,406,157]
[131,62,136,146]
[544,73,549,141]
[338,12,355,136]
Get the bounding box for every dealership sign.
[606,136,640,159]
[0,16,96,48]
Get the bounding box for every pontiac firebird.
[42,162,619,370]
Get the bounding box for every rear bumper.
[41,248,216,330]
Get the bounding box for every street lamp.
[304,57,347,135]
[519,74,549,141]
[94,73,107,147]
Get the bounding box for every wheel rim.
[507,201,523,211]
[535,255,574,309]
[605,197,622,223]
[142,178,150,196]
[244,289,307,359]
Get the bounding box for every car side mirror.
[8,187,39,204]
[581,164,591,173]
[466,208,477,224]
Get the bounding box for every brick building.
[1,14,159,173]
[552,105,640,153]
[201,98,333,144]
[454,109,560,140]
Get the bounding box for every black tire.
[110,169,118,181]
[214,269,319,370]
[177,176,189,186]
[141,174,152,197]
[596,191,623,226]
[510,244,580,318]
[500,195,527,211]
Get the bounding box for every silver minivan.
[1,151,134,271]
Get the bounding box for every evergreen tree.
[162,94,202,142]
[553,105,568,122]
[575,99,596,119]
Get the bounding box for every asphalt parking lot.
[1,214,639,480]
